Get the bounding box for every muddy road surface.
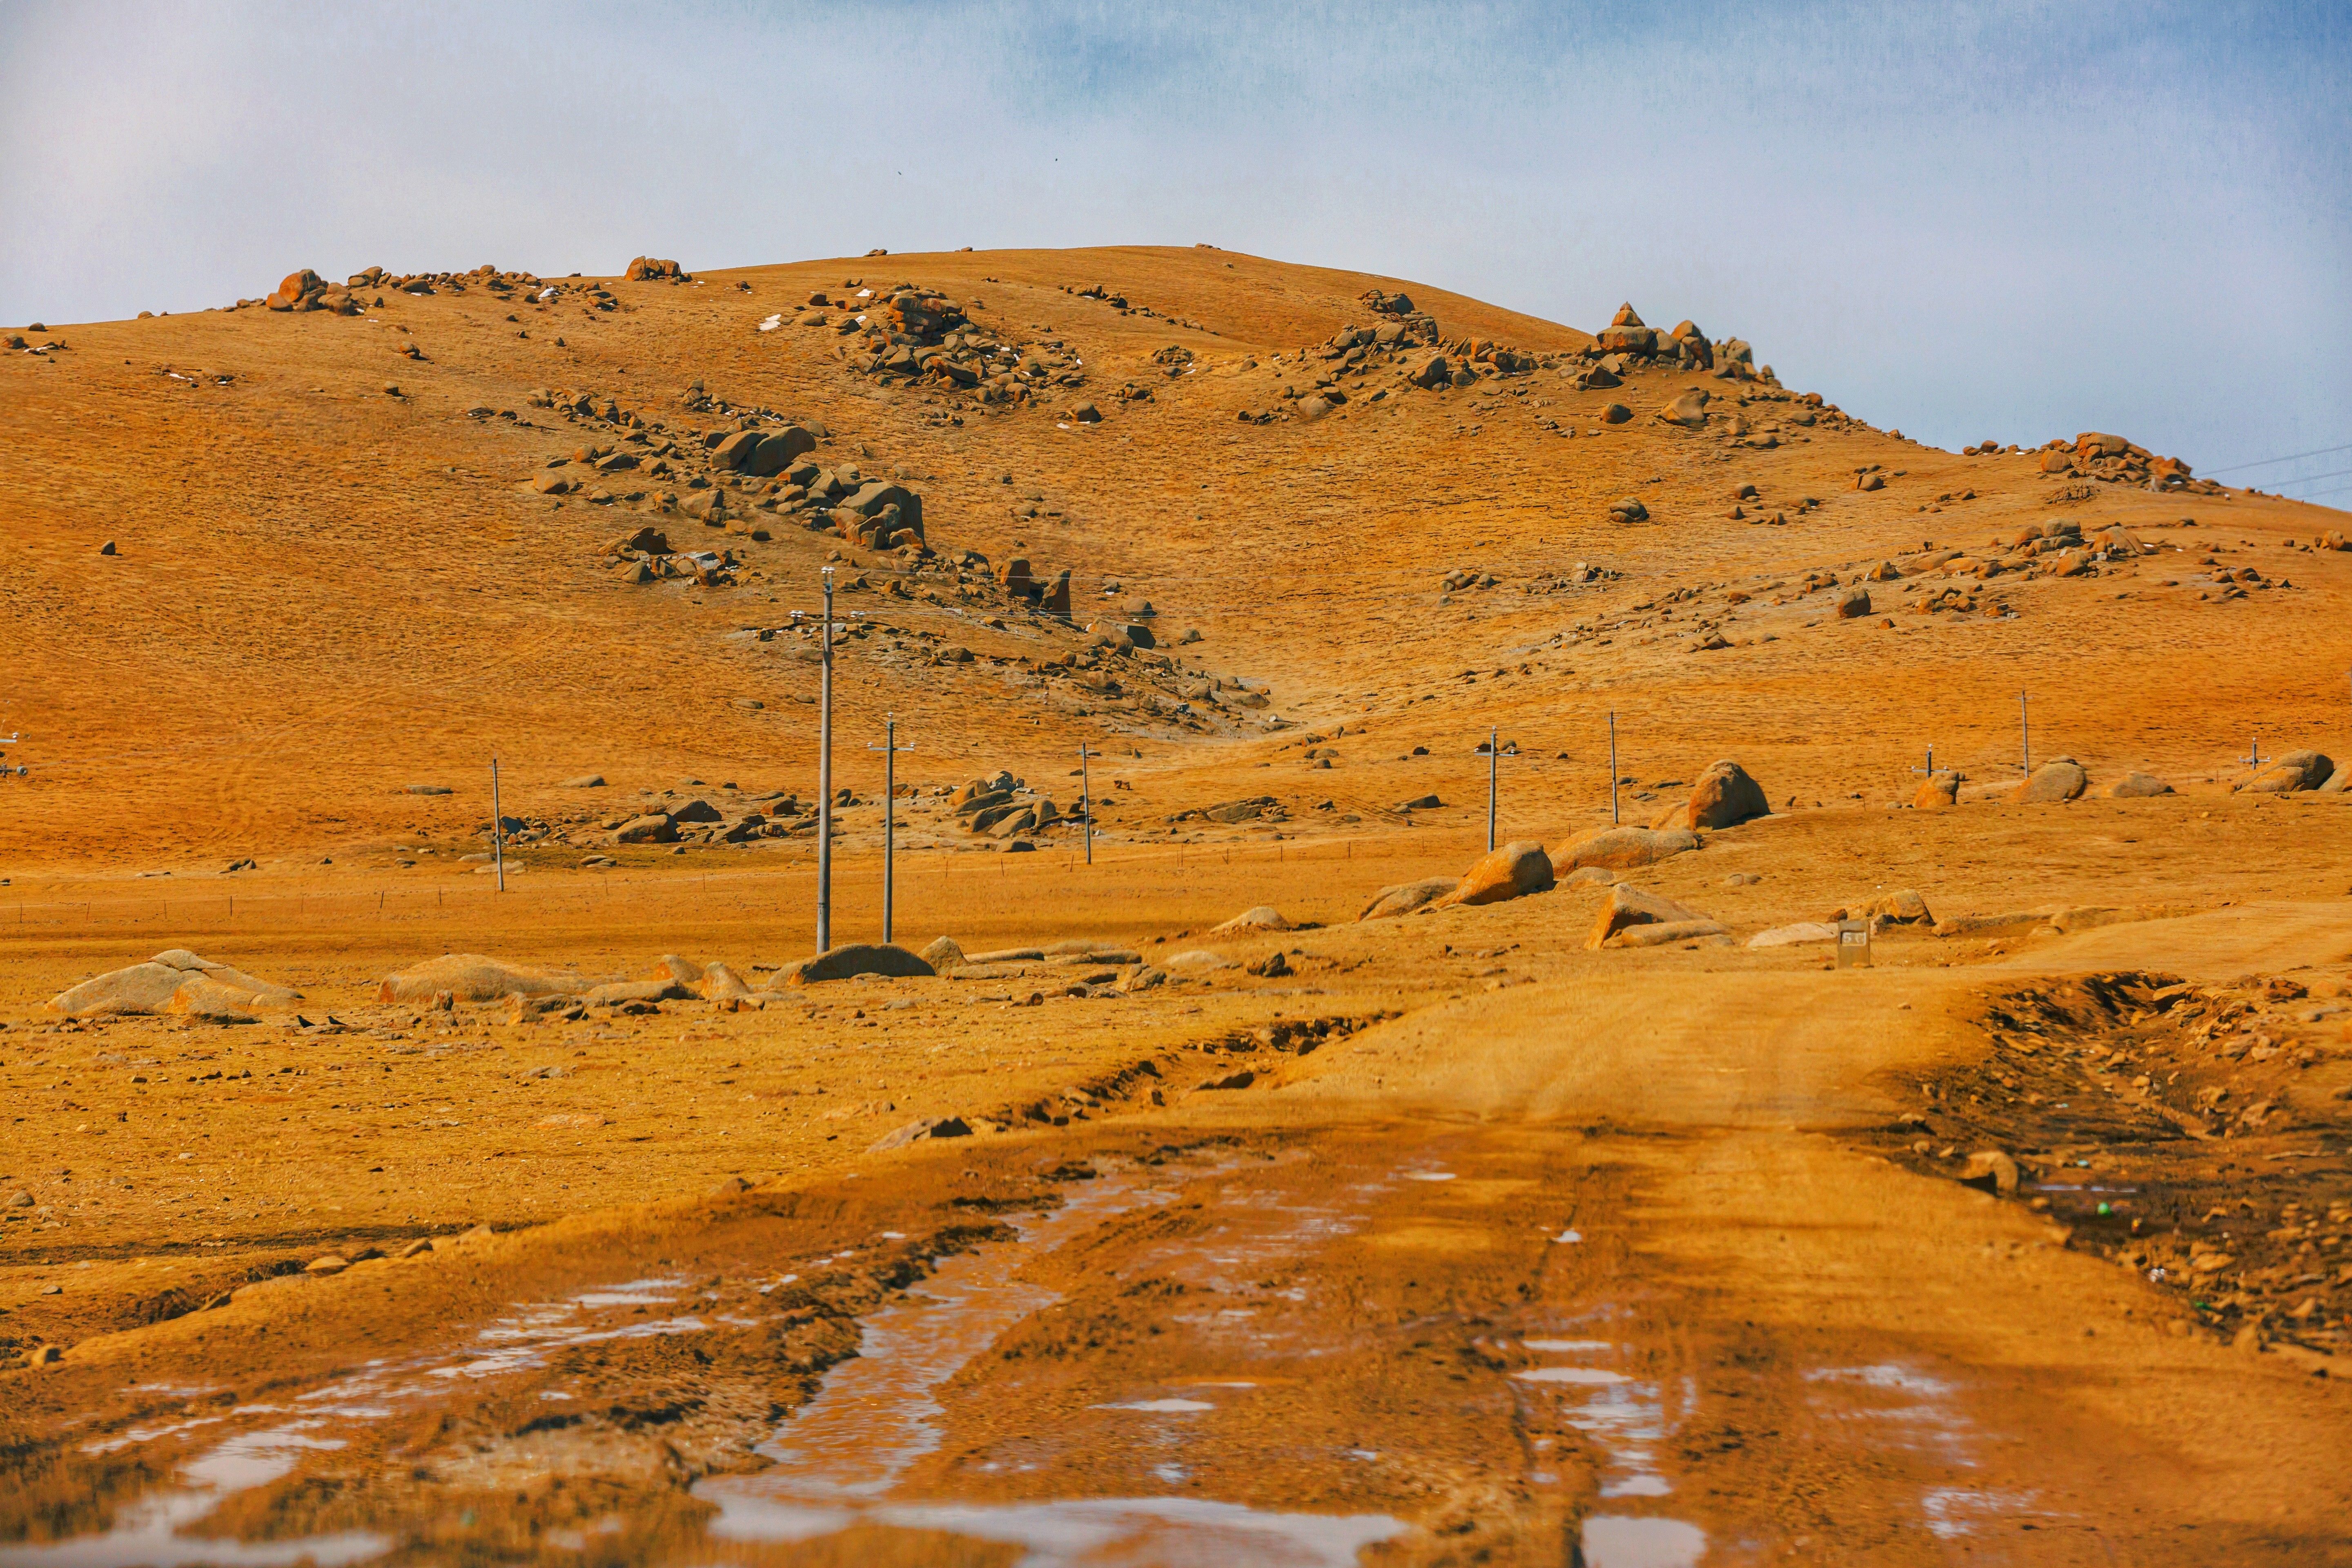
[3,906,2349,1566]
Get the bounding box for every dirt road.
[4,902,2345,1566]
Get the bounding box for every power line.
[2251,464,2352,491]
[2203,440,2352,476]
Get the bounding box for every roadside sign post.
[1835,918,1873,969]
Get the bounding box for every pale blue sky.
[4,2,2345,499]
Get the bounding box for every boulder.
[846,481,923,532]
[743,426,817,476]
[584,979,692,1006]
[624,256,688,282]
[784,944,937,985]
[611,813,679,844]
[1436,840,1555,908]
[1959,1149,2020,1197]
[2320,766,2350,794]
[2237,751,2333,794]
[1747,922,1840,949]
[1211,905,1290,934]
[1601,403,1632,424]
[1358,877,1459,921]
[1651,760,1771,833]
[1163,949,1237,972]
[2015,760,2089,803]
[1551,826,1700,872]
[47,949,303,1019]
[2107,771,2174,798]
[920,935,966,971]
[1912,772,1960,808]
[1589,884,1722,949]
[1658,388,1710,428]
[648,954,705,983]
[698,962,754,1002]
[710,430,765,471]
[1860,888,1934,926]
[1833,587,1873,618]
[380,954,595,1004]
[871,1116,974,1153]
[560,774,607,789]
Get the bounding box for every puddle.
[1805,1363,2033,1535]
[1512,1367,1631,1385]
[1579,1515,1707,1568]
[0,1491,385,1568]
[730,1167,1178,1499]
[700,1152,1412,1561]
[704,1494,1406,1566]
[10,1270,717,1567]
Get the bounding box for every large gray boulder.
[1358,877,1457,921]
[2016,759,2089,803]
[2237,751,2334,794]
[48,949,303,1019]
[785,944,937,985]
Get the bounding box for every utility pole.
[490,757,506,893]
[2020,691,2031,775]
[1608,711,1620,826]
[2242,734,2265,776]
[1911,744,1935,783]
[1485,728,1499,852]
[868,714,913,944]
[817,567,835,955]
[1077,742,1099,865]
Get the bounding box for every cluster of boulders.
[1358,287,1441,339]
[1062,281,1212,332]
[1904,517,2158,597]
[601,791,813,848]
[378,947,925,1013]
[1581,304,1775,385]
[779,284,1081,409]
[47,950,302,1021]
[245,263,568,313]
[604,526,744,587]
[953,771,1074,842]
[2030,432,2207,492]
[624,256,690,282]
[1354,761,1771,947]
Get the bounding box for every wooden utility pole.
[1608,712,1620,825]
[817,568,836,954]
[868,714,913,944]
[1078,742,1099,865]
[490,757,506,893]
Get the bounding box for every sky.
[4,1,2347,500]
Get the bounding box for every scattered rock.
[1833,586,1873,618]
[1358,877,1458,921]
[920,935,967,971]
[1246,951,1292,978]
[559,774,606,788]
[1552,826,1700,872]
[785,944,937,985]
[1436,840,1555,908]
[1163,949,1237,973]
[1211,905,1290,934]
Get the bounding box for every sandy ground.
[3,248,2350,1564]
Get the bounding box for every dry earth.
[2,247,2350,1565]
